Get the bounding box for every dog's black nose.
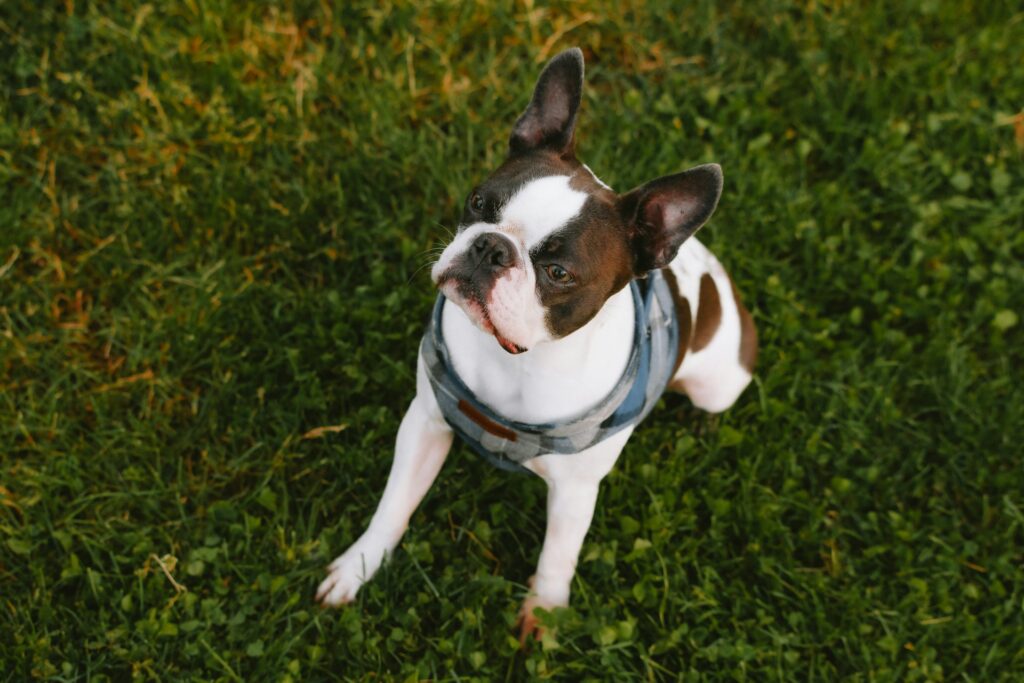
[470,233,516,269]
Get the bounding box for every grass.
[1,0,1023,679]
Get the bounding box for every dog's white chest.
[441,286,635,424]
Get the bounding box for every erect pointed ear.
[509,48,584,157]
[620,163,724,273]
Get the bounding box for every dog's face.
[432,48,723,354]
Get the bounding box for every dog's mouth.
[437,278,527,355]
[480,315,527,354]
[491,327,528,355]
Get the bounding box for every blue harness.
[420,270,680,473]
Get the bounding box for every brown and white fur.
[316,48,757,642]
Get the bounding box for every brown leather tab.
[458,399,518,442]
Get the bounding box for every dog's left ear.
[509,48,584,157]
[621,163,723,273]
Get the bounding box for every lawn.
[2,1,1023,680]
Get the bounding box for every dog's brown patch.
[690,273,721,352]
[533,194,634,339]
[661,268,692,376]
[568,166,617,204]
[729,277,758,373]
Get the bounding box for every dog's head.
[432,48,723,354]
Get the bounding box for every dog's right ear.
[509,48,584,158]
[621,164,724,273]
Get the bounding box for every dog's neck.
[441,284,635,425]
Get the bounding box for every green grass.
[2,0,1023,679]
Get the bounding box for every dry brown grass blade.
[302,423,349,439]
[94,369,155,393]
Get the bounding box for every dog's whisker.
[406,260,437,285]
[418,242,449,259]
[429,220,457,242]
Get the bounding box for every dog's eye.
[544,264,573,283]
[469,193,485,212]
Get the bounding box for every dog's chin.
[438,281,528,355]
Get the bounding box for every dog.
[316,48,757,641]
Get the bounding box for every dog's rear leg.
[317,357,453,606]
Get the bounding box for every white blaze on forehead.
[499,175,588,248]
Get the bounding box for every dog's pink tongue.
[497,335,527,354]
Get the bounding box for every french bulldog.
[317,47,757,642]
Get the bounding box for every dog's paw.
[516,597,546,645]
[315,545,384,607]
[516,574,570,646]
[516,595,562,647]
[315,566,363,607]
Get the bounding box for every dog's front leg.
[317,357,453,606]
[518,428,633,642]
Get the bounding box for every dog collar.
[421,270,680,473]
